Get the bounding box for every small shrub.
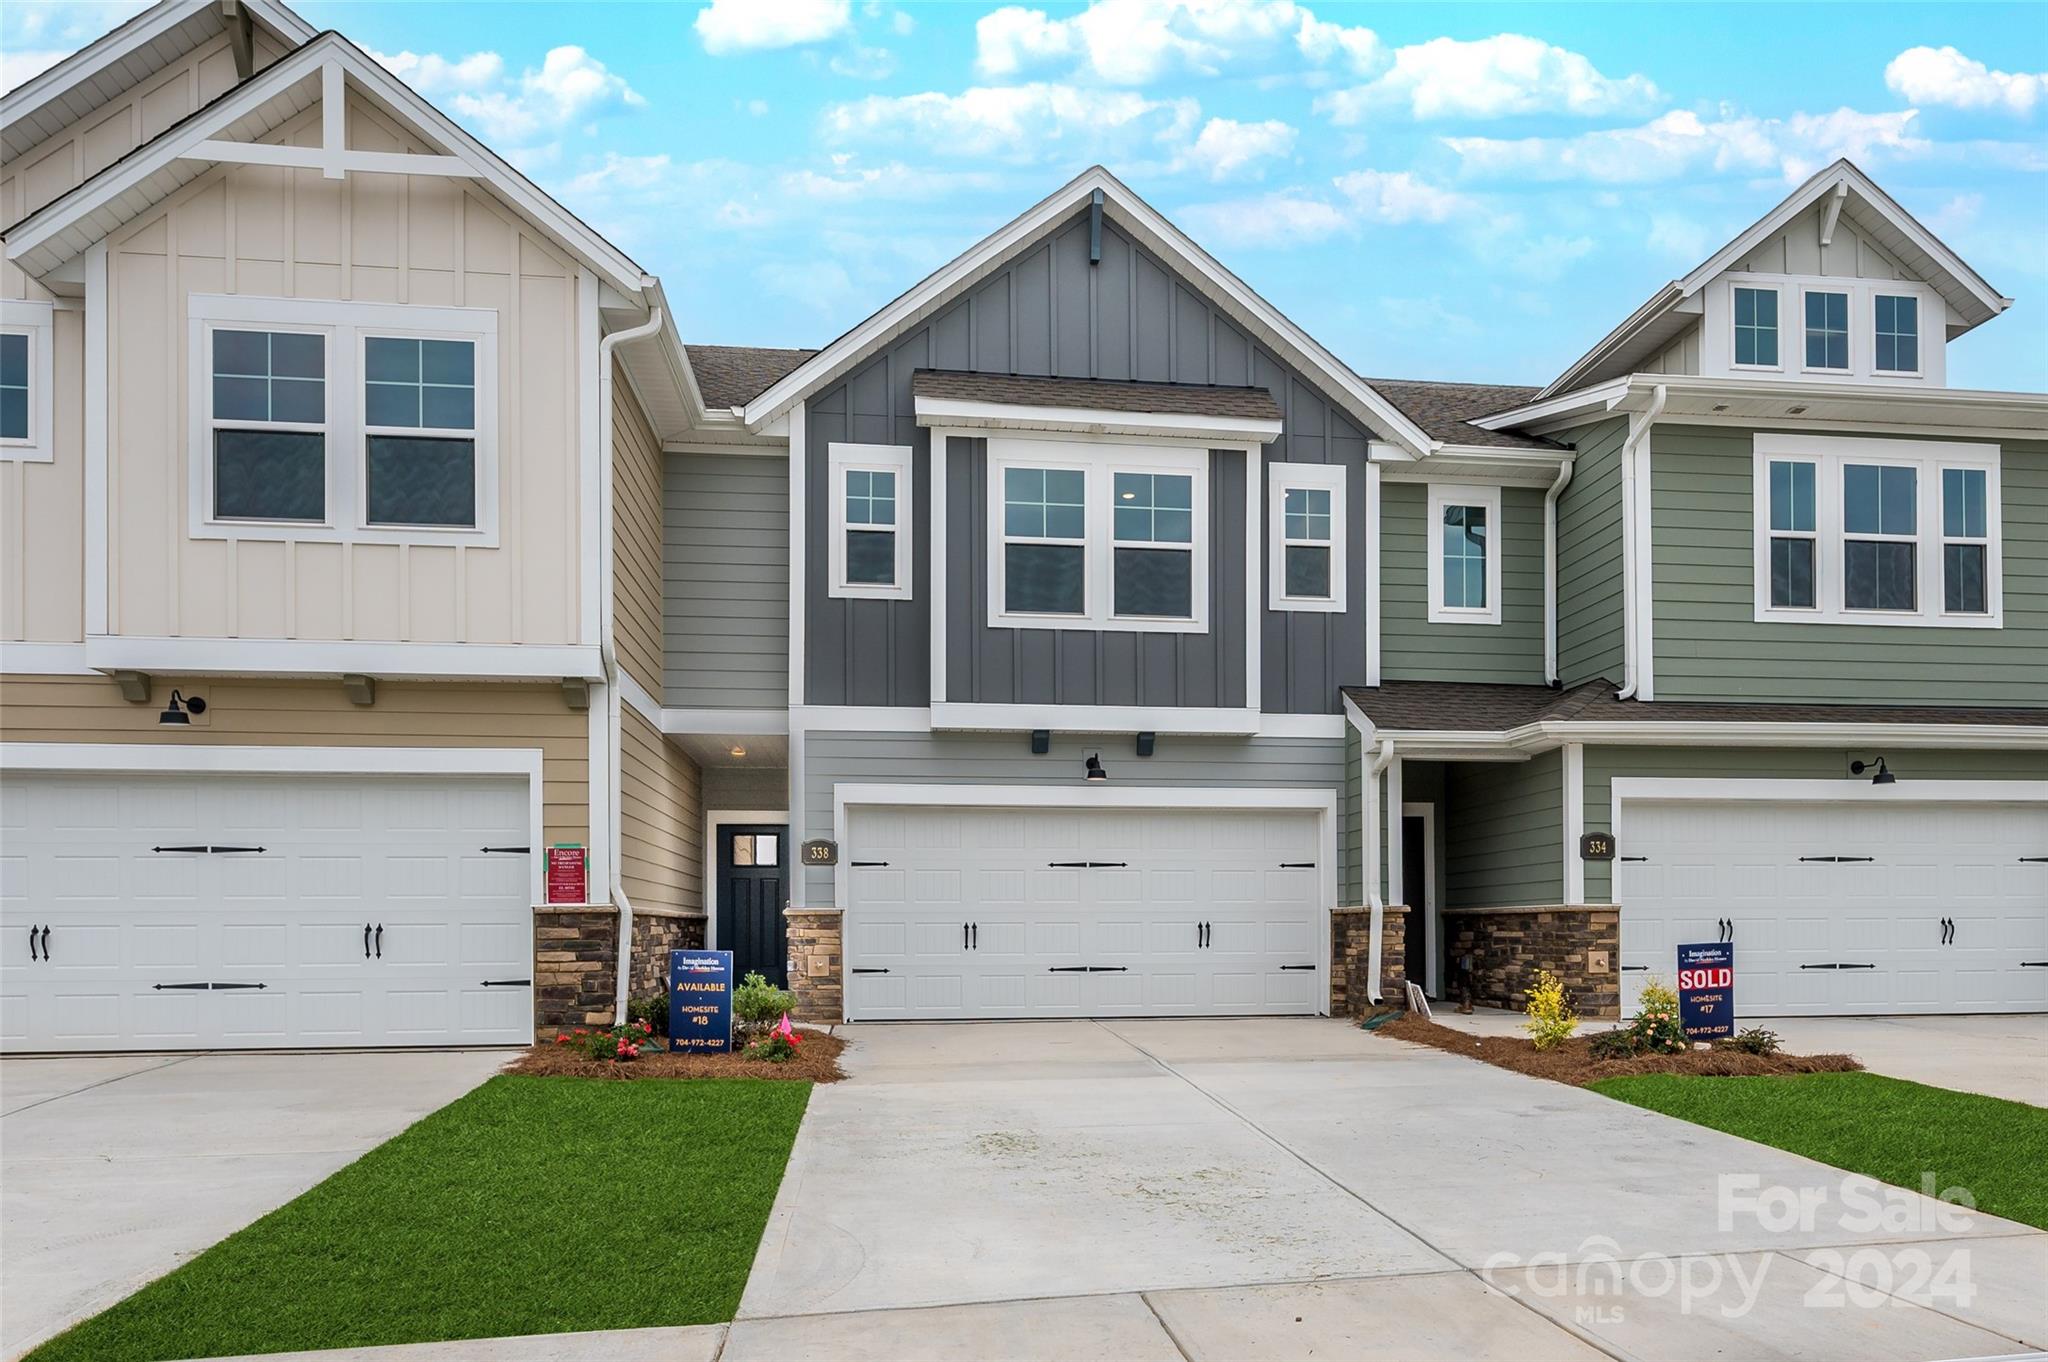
[1588,1028,1641,1060]
[1522,969,1579,1051]
[626,992,668,1037]
[1723,1025,1783,1056]
[1627,977,1687,1055]
[552,1020,657,1062]
[733,971,797,1041]
[744,1013,805,1063]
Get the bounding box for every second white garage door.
[0,771,536,1052]
[1618,795,2048,1017]
[843,804,1325,1021]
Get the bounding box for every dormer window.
[1803,290,1849,372]
[1874,295,1920,374]
[1733,287,1779,368]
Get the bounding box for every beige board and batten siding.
[0,674,589,847]
[1554,417,1627,688]
[612,364,664,694]
[619,702,704,917]
[1380,481,1546,685]
[1579,745,2048,904]
[664,451,789,709]
[1652,427,2047,705]
[1443,750,1564,908]
[105,93,586,646]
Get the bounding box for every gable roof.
[1,0,315,164]
[685,345,815,411]
[1359,377,1559,451]
[738,166,1438,456]
[3,30,649,298]
[1538,159,2012,400]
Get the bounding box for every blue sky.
[9,1,2047,389]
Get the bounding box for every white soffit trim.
[662,707,791,736]
[1373,719,2048,754]
[913,395,1281,444]
[0,642,92,674]
[931,702,1261,736]
[5,32,647,297]
[84,636,604,681]
[1613,777,2048,804]
[742,166,1435,456]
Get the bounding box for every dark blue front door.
[718,825,788,987]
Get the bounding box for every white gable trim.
[741,167,1436,457]
[4,32,648,299]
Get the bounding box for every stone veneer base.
[1442,905,1620,1020]
[785,908,844,1023]
[1330,906,1411,1017]
[533,906,706,1031]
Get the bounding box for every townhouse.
[3,1,2041,1053]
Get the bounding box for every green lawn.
[1591,1072,2048,1230]
[29,1076,811,1362]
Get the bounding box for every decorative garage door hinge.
[480,846,531,854]
[151,845,267,854]
[1797,855,1875,863]
[1046,965,1129,972]
[479,979,532,987]
[150,981,269,990]
[1798,962,1876,970]
[1045,861,1128,869]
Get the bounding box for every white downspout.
[1542,455,1576,687]
[1366,736,1396,1005]
[1616,384,1667,701]
[598,297,666,1024]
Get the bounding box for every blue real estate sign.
[668,950,735,1053]
[1676,942,1735,1041]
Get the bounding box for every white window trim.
[1269,460,1346,613]
[1751,433,2002,629]
[0,299,56,463]
[826,441,914,601]
[1797,284,1853,377]
[186,294,499,548]
[1426,482,1503,626]
[356,329,488,532]
[1729,284,1784,374]
[986,436,1210,634]
[1871,290,1925,378]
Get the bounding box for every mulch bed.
[505,1028,847,1083]
[1373,1013,1861,1087]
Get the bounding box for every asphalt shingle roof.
[1356,377,1558,451]
[911,370,1284,422]
[685,344,815,410]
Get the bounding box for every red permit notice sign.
[546,844,587,904]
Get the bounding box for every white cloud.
[1318,34,1662,123]
[564,152,675,197]
[823,83,1198,163]
[1332,168,1471,223]
[1885,46,2044,116]
[445,46,645,145]
[1503,232,1596,283]
[2,0,147,49]
[696,0,852,54]
[1647,212,1712,261]
[2,48,67,92]
[1294,13,1381,75]
[372,49,506,94]
[1182,117,1297,180]
[975,0,1357,85]
[1180,168,1472,248]
[778,162,1003,201]
[830,45,898,80]
[1443,107,1927,184]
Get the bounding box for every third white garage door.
[1618,795,2048,1016]
[843,804,1325,1021]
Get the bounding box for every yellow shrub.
[1523,969,1579,1051]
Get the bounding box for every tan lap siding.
[0,676,588,846]
[612,366,665,694]
[619,704,702,916]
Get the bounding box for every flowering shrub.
[744,1013,804,1063]
[552,1019,658,1063]
[626,992,668,1038]
[734,972,797,1043]
[1627,978,1687,1055]
[1522,969,1579,1051]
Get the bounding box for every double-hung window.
[1752,434,2000,627]
[2,300,55,462]
[1733,286,1779,368]
[1269,462,1346,612]
[1426,483,1502,625]
[987,440,1208,632]
[190,295,497,544]
[1803,289,1849,372]
[827,442,914,599]
[1874,294,1919,374]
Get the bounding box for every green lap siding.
[1651,426,2048,707]
[1579,745,2048,903]
[1444,750,1563,907]
[1380,481,1546,685]
[1555,417,1628,688]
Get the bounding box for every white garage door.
[843,804,1325,1021]
[1618,797,2048,1017]
[0,772,535,1052]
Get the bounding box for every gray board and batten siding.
[665,452,790,709]
[803,207,1391,714]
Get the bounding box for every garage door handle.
[28,924,40,961]
[480,979,531,987]
[375,924,383,958]
[365,924,373,959]
[39,925,49,960]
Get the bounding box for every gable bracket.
[1819,180,1848,248]
[176,57,478,181]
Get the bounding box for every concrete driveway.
[736,1017,2047,1362]
[0,1049,507,1360]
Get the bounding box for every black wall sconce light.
[1030,729,1051,755]
[1850,756,1895,785]
[1084,753,1108,782]
[1135,732,1155,758]
[159,690,207,725]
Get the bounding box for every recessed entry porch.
[664,730,790,988]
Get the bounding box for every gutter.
[1542,455,1576,687]
[598,296,667,1024]
[1616,384,1667,701]
[1365,736,1397,1006]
